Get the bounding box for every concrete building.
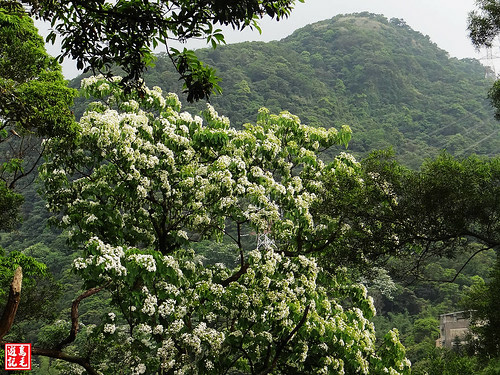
[436,311,473,349]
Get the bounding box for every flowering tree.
[40,76,411,374]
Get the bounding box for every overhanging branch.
[221,263,249,287]
[31,345,98,375]
[56,283,109,350]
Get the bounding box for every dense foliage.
[344,151,500,279]
[0,3,75,222]
[469,0,500,119]
[0,4,75,354]
[468,0,500,51]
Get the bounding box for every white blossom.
[128,254,156,272]
[103,323,116,334]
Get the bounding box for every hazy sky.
[37,0,491,79]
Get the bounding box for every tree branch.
[8,141,45,190]
[0,267,99,374]
[0,339,98,374]
[31,346,99,375]
[56,283,109,350]
[420,246,494,283]
[258,304,310,375]
[221,263,249,287]
[0,266,22,339]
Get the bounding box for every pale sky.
[36,0,492,79]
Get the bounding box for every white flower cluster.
[131,363,146,375]
[73,237,127,278]
[128,253,156,272]
[158,299,176,318]
[103,323,116,334]
[141,293,158,316]
[81,74,121,90]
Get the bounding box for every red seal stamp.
[5,343,31,371]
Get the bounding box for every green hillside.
[133,12,499,168]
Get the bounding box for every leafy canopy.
[468,0,500,49]
[0,3,76,139]
[468,0,500,118]
[0,3,76,208]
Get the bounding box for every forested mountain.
[124,12,499,168]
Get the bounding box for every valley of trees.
[2,1,500,374]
